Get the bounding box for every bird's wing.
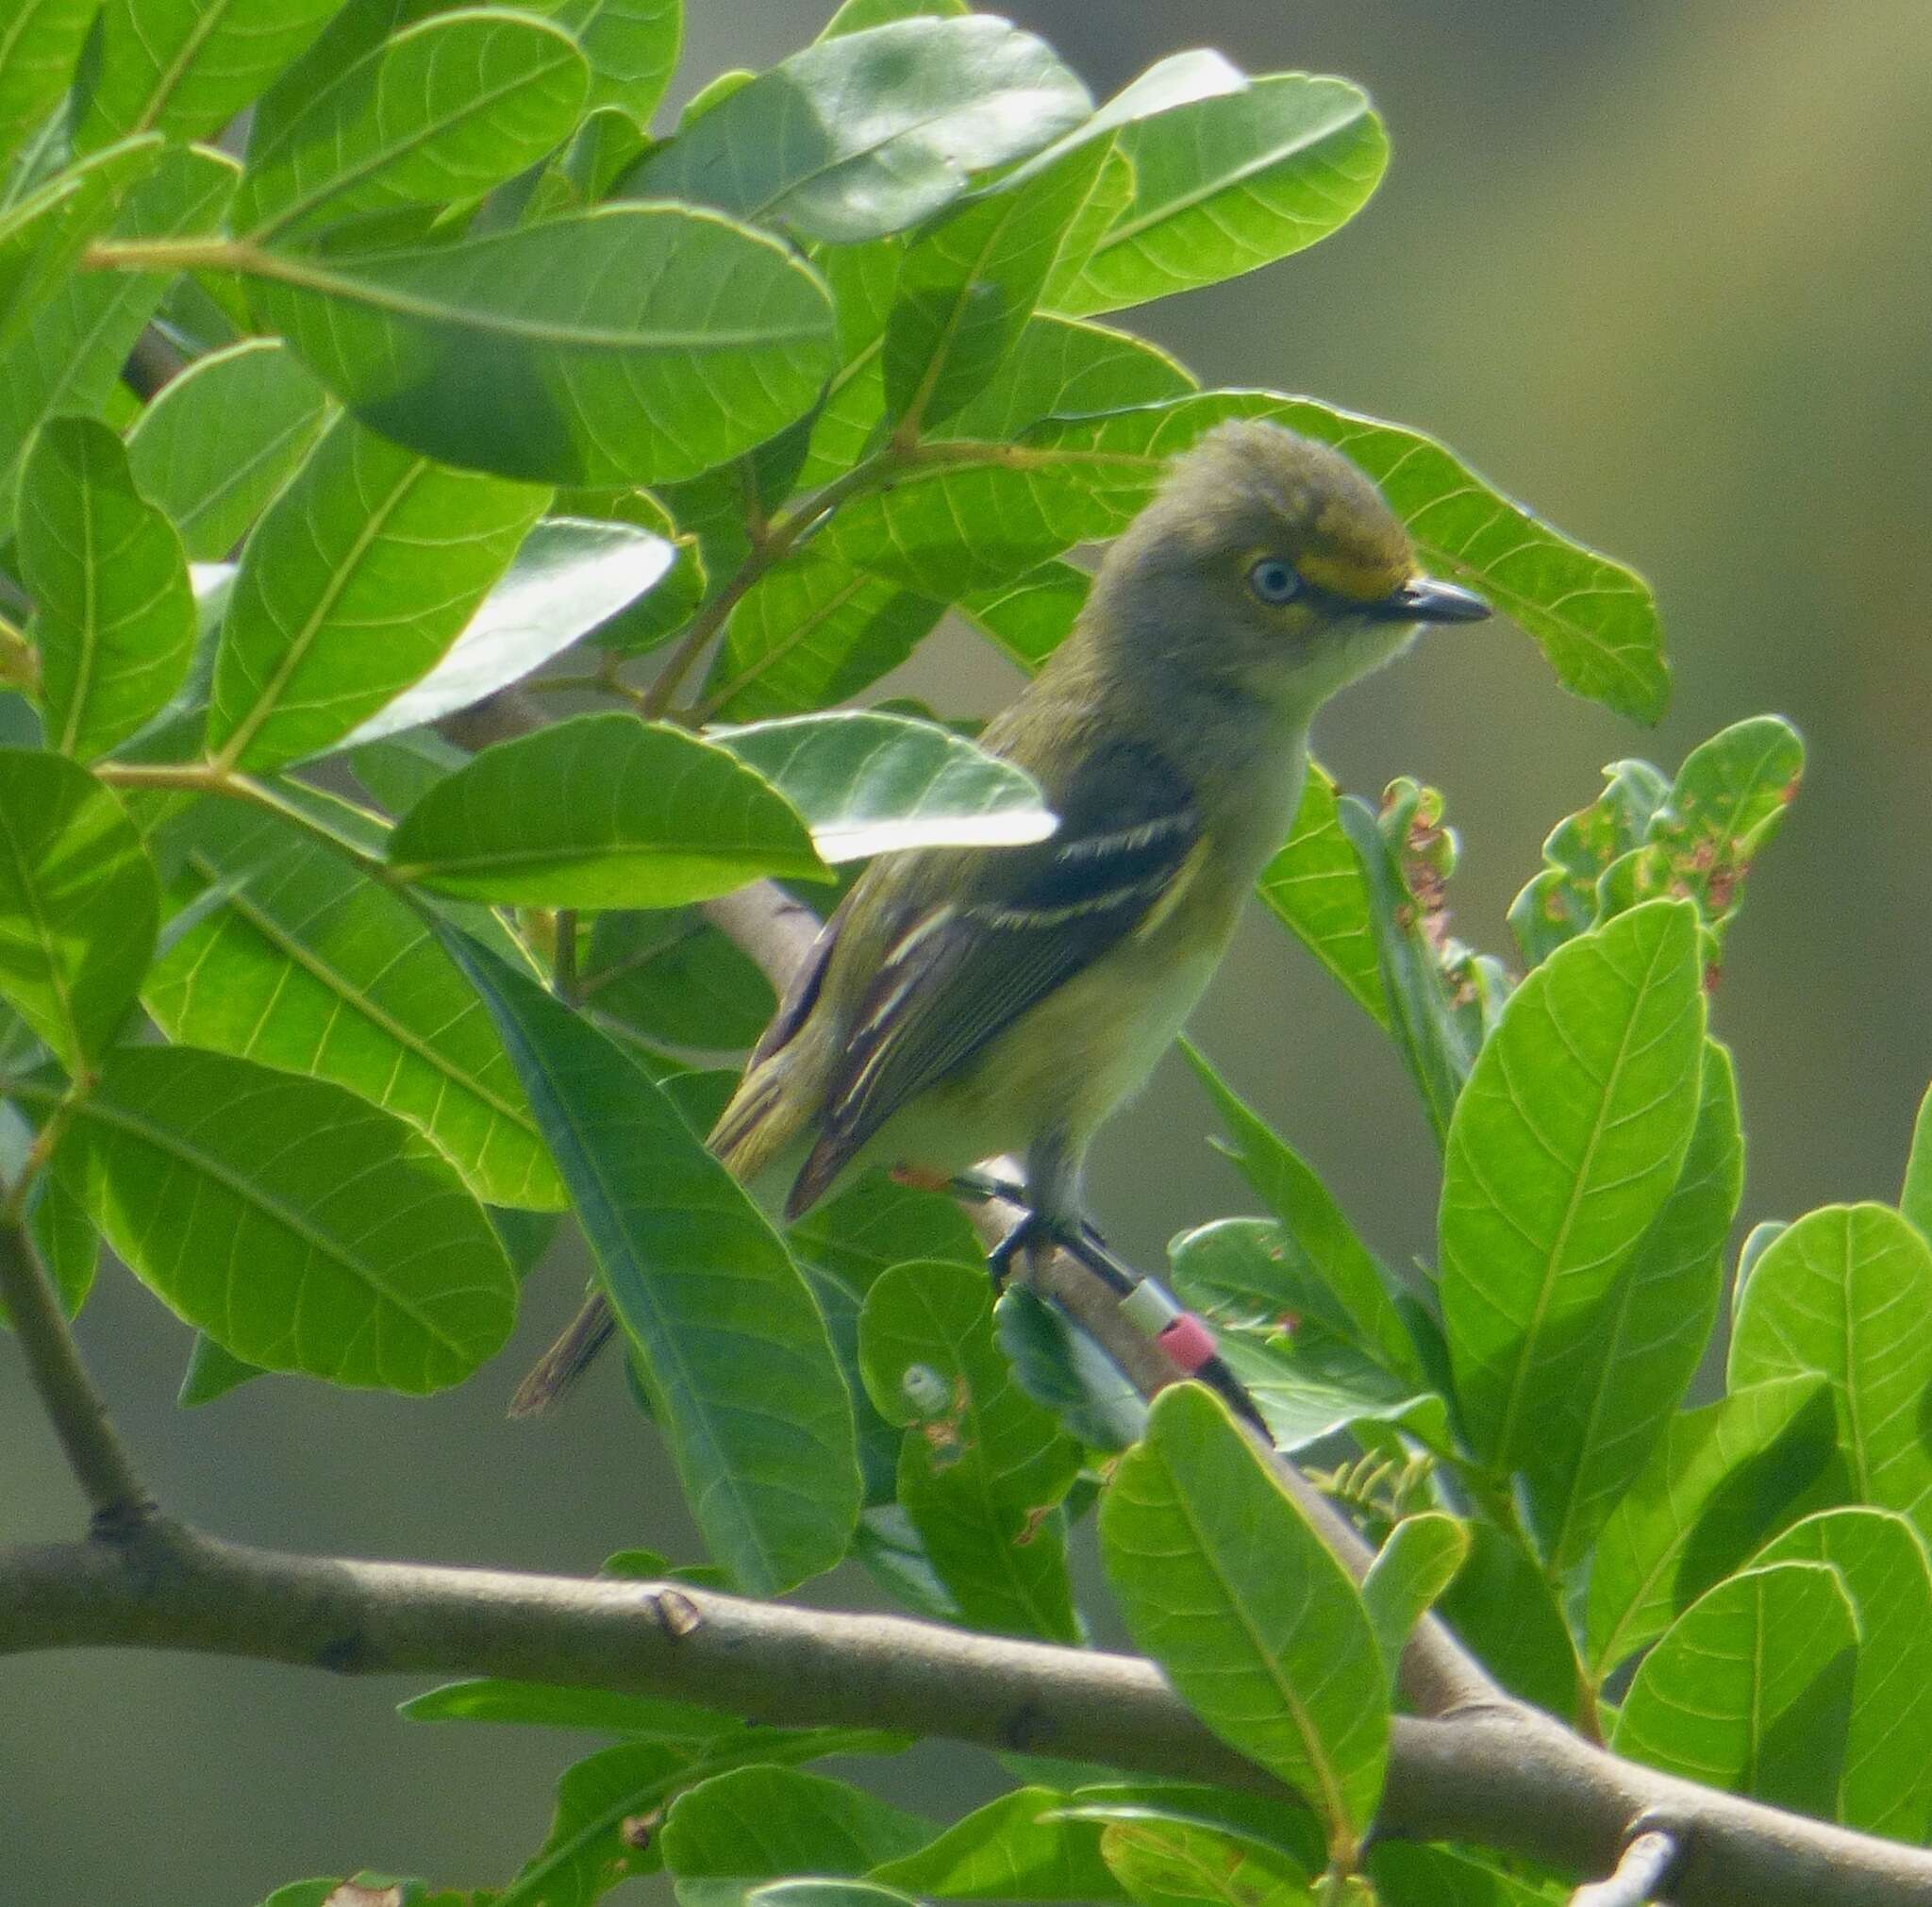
[785,734,1201,1216]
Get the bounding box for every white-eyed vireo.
[514,420,1489,1414]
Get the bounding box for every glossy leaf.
[1100,1383,1387,1847]
[17,416,196,761]
[702,550,945,724]
[1440,900,1705,1467]
[867,1785,1120,1901]
[244,204,836,487]
[751,1887,921,1907]
[341,518,674,750]
[1612,1560,1857,1815]
[389,713,826,907]
[1183,1046,1419,1381]
[1521,1040,1743,1570]
[0,750,157,1075]
[143,806,564,1212]
[234,10,590,240]
[0,146,239,541]
[1047,75,1387,317]
[1255,763,1390,1029]
[46,1046,516,1391]
[75,0,342,149]
[125,340,333,562]
[0,136,163,358]
[208,413,547,770]
[820,0,966,36]
[0,0,97,152]
[1729,1202,1932,1544]
[662,1765,931,1896]
[624,17,1091,243]
[442,934,859,1594]
[859,1259,1082,1641]
[1360,1514,1470,1699]
[1754,1508,1932,1838]
[710,711,1055,862]
[1588,1376,1842,1678]
[533,0,680,123]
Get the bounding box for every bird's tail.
[508,1289,617,1418]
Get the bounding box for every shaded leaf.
[1438,1520,1585,1723]
[0,749,157,1074]
[1370,1844,1562,1906]
[390,713,826,907]
[442,933,859,1594]
[1611,1560,1857,1815]
[1360,1514,1470,1699]
[533,0,681,123]
[234,10,590,240]
[176,1331,265,1406]
[46,1046,516,1391]
[790,1171,982,1293]
[711,711,1054,862]
[580,909,774,1052]
[400,1679,733,1739]
[340,518,674,749]
[1587,1376,1842,1678]
[245,204,835,487]
[959,559,1089,673]
[0,0,97,153]
[1100,1383,1387,1847]
[1729,1202,1932,1546]
[17,416,195,761]
[624,17,1090,243]
[1439,900,1705,1468]
[125,339,333,562]
[1507,759,1669,969]
[208,412,548,770]
[995,1283,1146,1455]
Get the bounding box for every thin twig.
[0,1224,154,1533]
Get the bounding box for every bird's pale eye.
[1247,557,1301,605]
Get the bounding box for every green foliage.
[0,6,1915,1899]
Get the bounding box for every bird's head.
[1091,418,1491,713]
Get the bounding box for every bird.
[511,418,1490,1416]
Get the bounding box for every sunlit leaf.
[0,0,98,153]
[1360,1514,1470,1699]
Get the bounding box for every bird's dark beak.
[1374,577,1492,625]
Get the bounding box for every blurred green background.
[6,2,1931,1899]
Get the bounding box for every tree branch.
[3,1533,1928,1905]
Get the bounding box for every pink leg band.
[1156,1312,1219,1375]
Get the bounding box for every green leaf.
[1360,1514,1470,1699]
[45,1045,516,1390]
[1182,1046,1419,1381]
[340,517,674,750]
[0,749,157,1075]
[1507,758,1669,969]
[1047,75,1387,317]
[958,559,1089,673]
[750,1887,921,1907]
[995,1283,1147,1455]
[389,713,826,907]
[0,144,239,540]
[831,391,1666,720]
[820,0,966,37]
[441,933,859,1594]
[1904,1082,1932,1246]
[1255,764,1389,1030]
[0,0,97,153]
[1439,900,1705,1468]
[75,0,343,149]
[124,339,332,563]
[208,413,548,770]
[491,1739,693,1906]
[1729,1202,1932,1545]
[1594,715,1804,963]
[176,1331,265,1406]
[1437,1519,1585,1722]
[1519,1040,1743,1570]
[234,10,590,241]
[867,1786,1121,1901]
[1587,1376,1842,1678]
[859,1259,1082,1641]
[400,1678,733,1739]
[0,136,164,359]
[1081,1811,1314,1907]
[662,1765,932,1901]
[579,908,774,1052]
[789,1171,982,1292]
[1100,1383,1387,1849]
[1753,1508,1932,1837]
[244,203,836,487]
[143,805,564,1212]
[623,18,1090,243]
[1611,1560,1857,1815]
[17,416,196,761]
[0,1106,99,1323]
[532,0,680,124]
[710,711,1054,862]
[701,550,944,724]
[1206,1329,1448,1458]
[1370,1844,1563,1906]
